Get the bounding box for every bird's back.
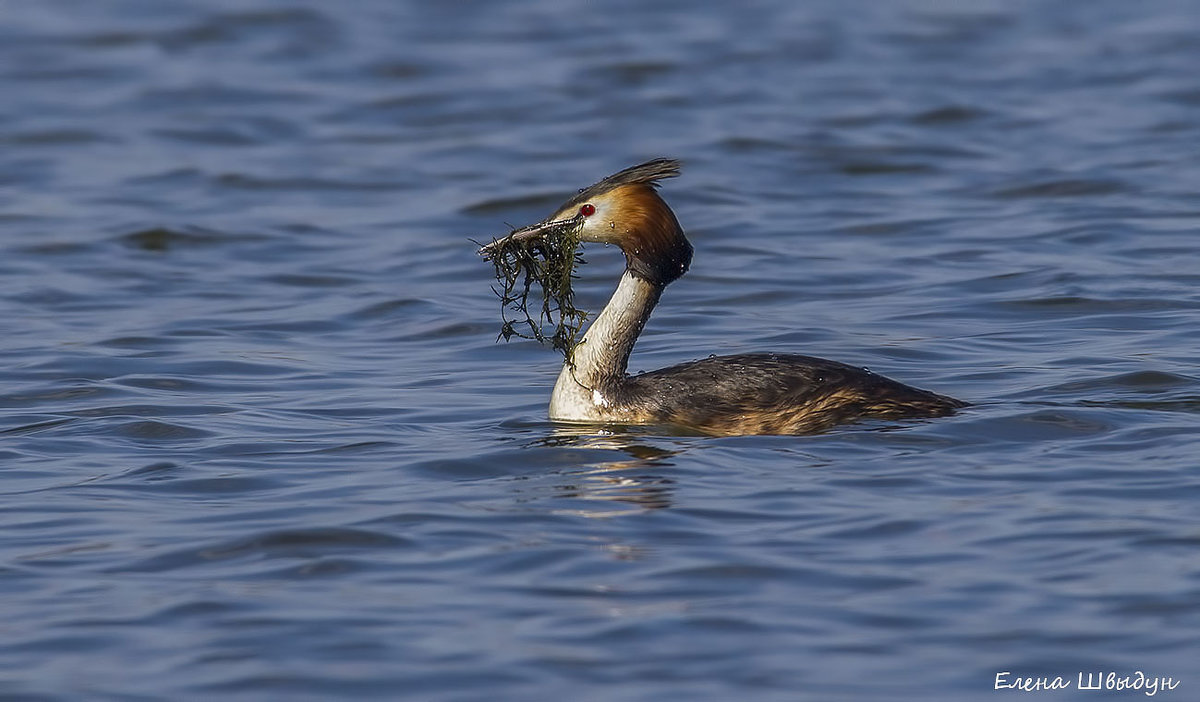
[622,353,965,435]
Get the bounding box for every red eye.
[579,203,596,217]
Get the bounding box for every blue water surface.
[1,1,1198,700]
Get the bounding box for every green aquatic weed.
[482,224,587,359]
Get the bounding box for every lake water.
[2,1,1198,700]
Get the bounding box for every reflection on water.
[531,429,681,513]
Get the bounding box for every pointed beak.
[478,216,579,259]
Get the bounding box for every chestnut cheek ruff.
[607,185,693,287]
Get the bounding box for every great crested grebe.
[480,159,965,435]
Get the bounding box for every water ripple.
[2,1,1200,700]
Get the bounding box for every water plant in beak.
[478,215,588,358]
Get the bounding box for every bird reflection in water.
[528,428,681,513]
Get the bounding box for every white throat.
[548,270,661,422]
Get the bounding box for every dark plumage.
[621,353,966,435]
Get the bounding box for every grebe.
[480,159,965,435]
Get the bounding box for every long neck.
[561,270,662,392]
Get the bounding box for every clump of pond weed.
[479,226,587,358]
